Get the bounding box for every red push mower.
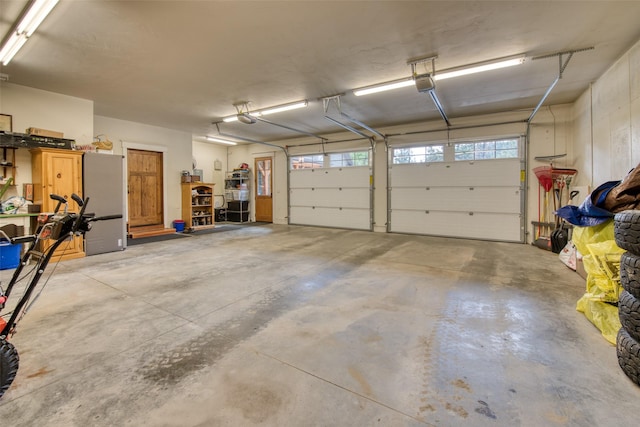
[0,193,121,399]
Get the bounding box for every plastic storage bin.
[172,219,186,232]
[0,241,21,270]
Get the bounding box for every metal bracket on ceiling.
[528,46,594,123]
[251,115,327,144]
[213,123,289,155]
[531,47,595,78]
[322,95,381,151]
[406,55,451,127]
[407,55,438,78]
[232,102,257,124]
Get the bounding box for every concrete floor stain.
[475,400,497,419]
[138,238,400,387]
[348,365,374,396]
[25,367,54,379]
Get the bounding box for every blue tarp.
[555,181,619,226]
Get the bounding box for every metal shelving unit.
[224,170,250,222]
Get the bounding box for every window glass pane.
[325,151,369,168]
[496,140,517,150]
[455,139,519,161]
[410,154,425,163]
[393,145,443,164]
[328,153,342,167]
[290,154,324,169]
[455,152,474,161]
[393,148,410,164]
[257,159,271,196]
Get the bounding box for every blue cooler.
[0,241,21,270]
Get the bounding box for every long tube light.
[0,0,59,65]
[223,100,308,122]
[353,78,414,97]
[206,136,238,145]
[433,55,525,81]
[353,55,525,96]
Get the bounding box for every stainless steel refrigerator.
[83,152,126,255]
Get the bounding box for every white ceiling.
[1,1,640,145]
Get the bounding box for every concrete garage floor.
[1,224,639,426]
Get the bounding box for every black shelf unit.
[224,170,250,223]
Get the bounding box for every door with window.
[255,157,273,222]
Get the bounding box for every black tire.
[620,252,640,299]
[617,327,640,387]
[615,211,640,255]
[0,338,19,399]
[619,290,640,343]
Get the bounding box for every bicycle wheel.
[0,338,19,399]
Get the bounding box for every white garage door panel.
[390,159,520,187]
[390,210,521,241]
[390,187,521,213]
[389,155,523,242]
[289,165,371,230]
[290,206,370,230]
[290,188,369,209]
[290,166,371,188]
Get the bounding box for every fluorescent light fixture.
[18,0,60,37]
[353,55,525,96]
[259,101,308,116]
[433,55,525,81]
[0,0,59,65]
[0,33,28,66]
[206,136,237,145]
[222,100,308,122]
[353,78,414,96]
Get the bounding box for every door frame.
[255,156,273,222]
[122,141,168,228]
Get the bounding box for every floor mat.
[190,222,270,235]
[127,233,191,246]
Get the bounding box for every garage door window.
[329,151,370,167]
[291,155,324,169]
[291,151,370,169]
[454,139,518,161]
[392,145,444,164]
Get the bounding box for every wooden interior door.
[255,157,273,222]
[127,149,164,228]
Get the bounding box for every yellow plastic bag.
[576,295,621,344]
[572,221,615,256]
[572,221,624,343]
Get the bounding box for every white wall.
[0,82,93,198]
[93,115,193,227]
[571,38,640,187]
[192,139,228,197]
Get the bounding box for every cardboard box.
[576,257,587,280]
[23,183,33,201]
[181,175,201,183]
[26,127,64,138]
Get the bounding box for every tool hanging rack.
[532,154,578,250]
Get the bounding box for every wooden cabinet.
[181,183,215,231]
[31,148,84,260]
